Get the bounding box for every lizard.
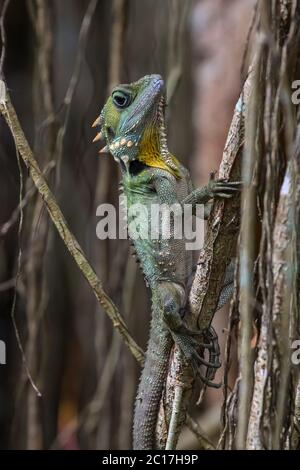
[92,74,240,450]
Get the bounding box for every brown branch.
[272,162,297,449]
[185,415,215,451]
[246,0,299,450]
[0,160,55,236]
[0,0,10,78]
[237,42,266,449]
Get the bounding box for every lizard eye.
[112,91,130,109]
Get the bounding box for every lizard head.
[92,74,180,177]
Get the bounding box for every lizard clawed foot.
[170,325,222,389]
[159,285,222,388]
[208,174,242,199]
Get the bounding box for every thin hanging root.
[165,384,184,450]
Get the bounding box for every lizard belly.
[123,182,192,287]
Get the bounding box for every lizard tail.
[133,307,172,449]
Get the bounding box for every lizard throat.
[136,99,181,178]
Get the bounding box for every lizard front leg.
[182,176,241,210]
[153,171,241,217]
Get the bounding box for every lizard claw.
[208,179,242,199]
[170,326,222,388]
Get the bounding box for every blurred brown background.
[0,0,255,450]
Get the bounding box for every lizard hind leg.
[175,325,222,389]
[158,282,221,388]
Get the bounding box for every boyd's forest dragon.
[92,75,240,449]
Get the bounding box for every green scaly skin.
[93,75,240,449]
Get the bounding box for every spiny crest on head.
[137,96,181,178]
[156,97,180,175]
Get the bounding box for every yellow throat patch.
[137,126,181,178]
